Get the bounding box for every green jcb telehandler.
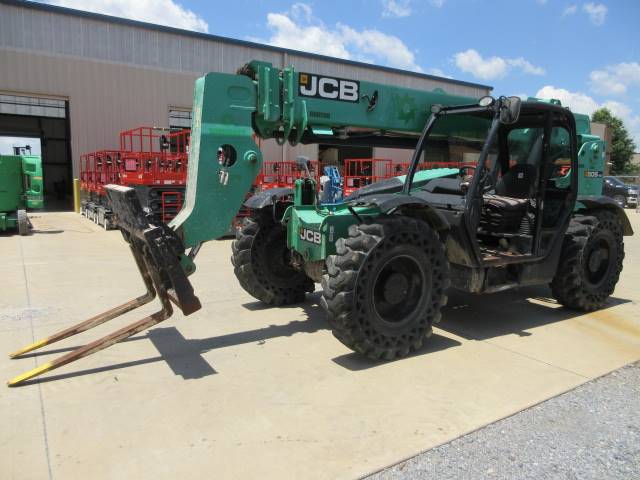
[8,62,632,386]
[0,146,43,236]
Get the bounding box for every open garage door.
[0,93,72,210]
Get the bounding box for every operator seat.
[481,165,536,233]
[494,163,537,199]
[481,136,542,233]
[495,134,543,199]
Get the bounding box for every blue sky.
[42,0,640,144]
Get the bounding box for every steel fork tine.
[9,246,155,359]
[8,255,173,387]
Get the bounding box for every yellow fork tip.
[9,339,49,359]
[7,362,53,387]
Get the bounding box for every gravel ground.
[367,362,640,480]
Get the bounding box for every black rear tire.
[17,210,29,236]
[321,216,449,360]
[231,211,314,305]
[551,212,624,311]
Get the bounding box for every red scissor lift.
[118,127,190,222]
[343,158,393,196]
[79,152,95,194]
[257,160,320,190]
[80,126,191,228]
[80,130,474,231]
[233,159,321,230]
[80,151,118,226]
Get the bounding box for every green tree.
[591,108,637,174]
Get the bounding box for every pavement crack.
[19,237,54,480]
[482,337,590,380]
[436,325,590,379]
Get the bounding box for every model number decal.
[584,170,603,178]
[299,73,359,103]
[299,227,322,244]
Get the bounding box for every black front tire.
[231,211,314,306]
[17,210,29,236]
[321,216,450,360]
[551,212,624,311]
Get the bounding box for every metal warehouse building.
[0,0,491,207]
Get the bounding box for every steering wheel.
[459,165,477,178]
[458,165,477,193]
[479,166,497,193]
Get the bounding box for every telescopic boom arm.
[7,61,477,386]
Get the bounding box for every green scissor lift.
[0,150,43,235]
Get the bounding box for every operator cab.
[473,102,576,263]
[406,98,577,267]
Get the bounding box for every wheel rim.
[372,255,426,325]
[584,236,613,287]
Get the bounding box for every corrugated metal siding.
[0,48,316,176]
[0,2,490,177]
[0,3,489,95]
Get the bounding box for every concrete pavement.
[1,211,639,480]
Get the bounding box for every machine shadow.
[332,333,461,372]
[19,294,329,385]
[18,287,631,386]
[437,285,631,341]
[332,286,631,372]
[30,229,64,235]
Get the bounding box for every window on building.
[169,109,191,129]
[0,94,66,118]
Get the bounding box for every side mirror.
[296,155,309,168]
[296,155,311,177]
[500,96,522,125]
[478,96,495,107]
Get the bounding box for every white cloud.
[46,0,209,32]
[381,0,411,18]
[536,86,640,145]
[563,5,578,16]
[430,0,445,7]
[290,2,313,23]
[583,3,607,26]
[426,67,452,79]
[536,0,548,5]
[536,86,600,114]
[507,57,546,76]
[602,100,640,146]
[454,50,508,80]
[266,10,350,59]
[602,100,632,120]
[453,49,545,81]
[589,62,640,95]
[263,4,422,72]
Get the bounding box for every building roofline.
[3,0,492,91]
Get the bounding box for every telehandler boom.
[9,61,632,386]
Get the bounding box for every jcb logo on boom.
[299,73,359,103]
[299,227,322,245]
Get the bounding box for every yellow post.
[73,178,81,213]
